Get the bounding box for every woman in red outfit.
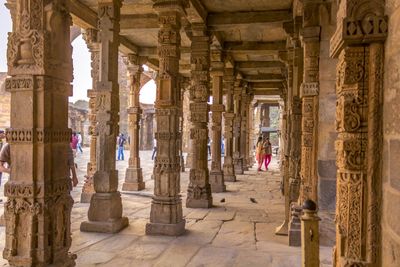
[263,138,272,170]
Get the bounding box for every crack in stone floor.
[0,148,333,266]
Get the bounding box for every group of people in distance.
[255,136,273,171]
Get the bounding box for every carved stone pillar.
[123,55,145,191]
[223,68,236,182]
[233,76,244,174]
[330,0,387,265]
[146,0,186,236]
[80,0,128,233]
[247,99,255,168]
[81,28,100,203]
[186,24,213,208]
[178,77,188,172]
[4,0,75,265]
[299,1,322,205]
[240,88,249,171]
[209,50,225,193]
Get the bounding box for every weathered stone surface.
[204,209,236,221]
[212,221,255,249]
[75,250,115,266]
[186,247,238,267]
[153,241,201,267]
[389,139,400,190]
[318,178,336,211]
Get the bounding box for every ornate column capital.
[330,0,387,58]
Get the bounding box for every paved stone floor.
[0,148,333,266]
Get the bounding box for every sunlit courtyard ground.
[0,148,333,266]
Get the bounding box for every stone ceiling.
[69,0,297,98]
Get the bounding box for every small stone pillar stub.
[80,192,129,233]
[301,199,320,267]
[123,167,145,191]
[209,171,226,193]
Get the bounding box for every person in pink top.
[70,132,79,157]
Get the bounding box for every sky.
[0,0,155,104]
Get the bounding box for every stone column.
[186,24,213,208]
[178,77,188,172]
[223,68,236,182]
[4,0,75,265]
[240,88,249,171]
[299,2,321,204]
[301,200,321,267]
[330,0,387,265]
[247,99,255,168]
[122,55,145,191]
[80,0,128,233]
[233,76,244,174]
[146,0,186,235]
[81,28,100,203]
[209,50,225,193]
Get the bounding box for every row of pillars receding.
[2,0,260,265]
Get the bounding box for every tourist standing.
[77,132,83,153]
[255,136,264,171]
[151,138,157,160]
[70,132,79,157]
[117,133,126,161]
[67,145,78,188]
[263,138,272,170]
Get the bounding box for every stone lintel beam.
[185,0,208,24]
[207,10,292,27]
[236,61,286,70]
[252,82,284,89]
[68,0,140,56]
[224,41,287,52]
[253,89,282,96]
[244,74,284,82]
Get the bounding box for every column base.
[80,217,129,233]
[80,192,94,203]
[186,197,213,208]
[146,219,186,236]
[124,167,144,191]
[80,192,129,233]
[209,171,226,193]
[275,219,289,236]
[234,161,244,175]
[224,174,236,182]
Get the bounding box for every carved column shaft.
[81,28,100,203]
[80,0,128,233]
[4,0,75,265]
[329,1,387,265]
[233,77,244,174]
[209,50,225,193]
[223,69,236,182]
[299,7,321,204]
[240,90,249,171]
[146,1,186,236]
[247,100,255,168]
[186,24,213,208]
[123,55,145,191]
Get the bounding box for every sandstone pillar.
[146,0,186,235]
[186,24,213,208]
[122,55,145,191]
[240,88,250,171]
[330,0,387,265]
[233,76,244,175]
[301,200,321,267]
[81,28,100,203]
[209,50,225,193]
[178,77,188,172]
[246,100,255,169]
[299,2,321,204]
[4,0,75,265]
[80,0,128,233]
[223,68,236,182]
